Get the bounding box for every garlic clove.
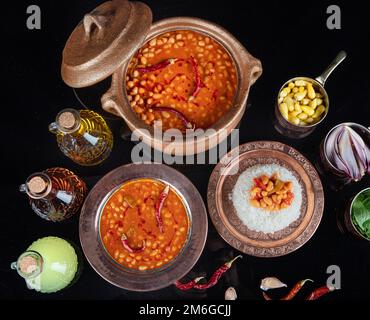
[260,277,287,291]
[225,287,237,300]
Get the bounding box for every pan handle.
[316,51,347,86]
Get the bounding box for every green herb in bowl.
[351,188,370,239]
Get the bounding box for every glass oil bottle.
[49,108,113,166]
[19,167,87,222]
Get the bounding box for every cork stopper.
[27,176,47,194]
[58,111,76,129]
[19,256,38,275]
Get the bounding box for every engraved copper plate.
[80,163,208,291]
[207,141,324,257]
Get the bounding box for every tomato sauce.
[126,30,238,131]
[100,179,190,271]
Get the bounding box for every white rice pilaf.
[232,164,302,233]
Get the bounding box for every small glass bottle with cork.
[49,108,113,166]
[19,167,87,222]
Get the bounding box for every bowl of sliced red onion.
[319,122,370,188]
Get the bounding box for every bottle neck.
[20,171,73,205]
[19,172,52,199]
[11,251,44,279]
[49,108,82,135]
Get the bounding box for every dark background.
[1,0,369,301]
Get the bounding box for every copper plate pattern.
[207,141,324,257]
[80,163,208,291]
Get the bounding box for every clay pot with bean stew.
[61,0,262,155]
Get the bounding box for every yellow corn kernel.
[295,80,307,87]
[292,87,299,93]
[294,103,302,113]
[307,83,316,99]
[316,98,323,106]
[299,86,305,93]
[290,110,301,117]
[288,115,300,125]
[309,99,317,109]
[301,98,310,105]
[306,117,314,124]
[288,82,295,88]
[294,91,307,101]
[312,105,326,119]
[301,105,315,116]
[279,87,291,98]
[279,103,289,119]
[298,112,308,120]
[284,96,294,109]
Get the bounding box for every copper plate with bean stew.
[100,178,190,271]
[80,163,208,291]
[126,30,238,131]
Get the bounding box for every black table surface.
[1,0,369,300]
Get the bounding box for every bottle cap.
[58,111,76,129]
[19,255,38,275]
[27,176,47,194]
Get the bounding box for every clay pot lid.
[61,0,152,88]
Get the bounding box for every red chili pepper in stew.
[136,58,181,74]
[152,107,194,129]
[155,185,170,233]
[253,178,266,190]
[193,255,242,290]
[188,55,202,101]
[262,279,313,300]
[120,233,145,253]
[305,285,336,300]
[174,277,205,291]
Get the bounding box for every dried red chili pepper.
[152,107,194,129]
[305,285,336,300]
[136,58,181,74]
[120,233,145,253]
[193,255,242,290]
[155,185,170,233]
[174,277,205,291]
[262,279,313,300]
[281,279,313,300]
[262,292,272,300]
[188,55,202,101]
